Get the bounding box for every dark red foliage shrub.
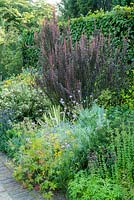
[37,16,132,108]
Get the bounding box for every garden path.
[0,152,66,200]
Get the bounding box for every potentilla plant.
[37,15,131,111]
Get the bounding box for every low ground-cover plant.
[67,171,130,200]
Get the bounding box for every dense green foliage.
[58,0,133,19]
[68,173,130,199]
[0,0,53,80]
[0,26,23,78]
[70,5,134,59]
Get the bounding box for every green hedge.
[70,5,134,61]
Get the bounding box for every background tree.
[58,0,133,19]
[58,0,80,19]
[0,0,53,79]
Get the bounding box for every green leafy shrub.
[97,89,116,107]
[97,69,134,108]
[106,105,134,129]
[121,69,134,109]
[0,71,51,121]
[110,126,134,186]
[67,171,129,200]
[86,105,134,170]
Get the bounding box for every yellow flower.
[4,79,12,86]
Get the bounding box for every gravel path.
[0,152,66,200]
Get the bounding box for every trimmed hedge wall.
[70,5,134,39]
[69,5,134,61]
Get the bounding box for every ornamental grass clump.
[38,15,131,109]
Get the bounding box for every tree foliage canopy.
[0,0,53,79]
[0,0,53,29]
[58,0,133,19]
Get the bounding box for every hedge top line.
[58,5,134,24]
[58,5,134,39]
